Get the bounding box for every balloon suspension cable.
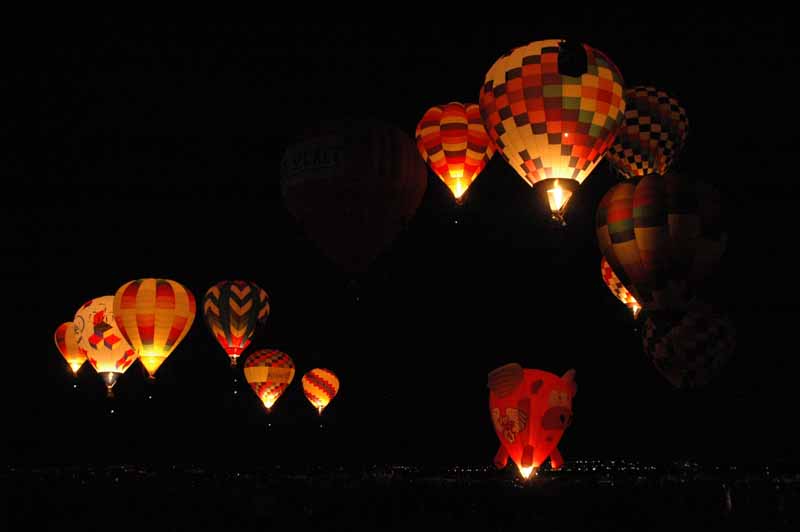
[106,387,115,400]
[551,209,568,227]
[230,357,238,368]
[318,406,323,416]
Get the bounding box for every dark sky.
[10,15,798,468]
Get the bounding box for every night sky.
[10,15,798,468]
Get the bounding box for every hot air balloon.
[488,363,576,479]
[113,279,196,379]
[302,368,339,415]
[203,281,270,367]
[601,257,641,319]
[479,39,625,224]
[415,102,495,204]
[642,301,735,389]
[54,322,87,376]
[74,296,138,396]
[595,172,726,313]
[606,86,688,179]
[243,349,295,412]
[281,118,427,274]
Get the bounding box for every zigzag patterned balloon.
[302,368,339,415]
[203,281,270,366]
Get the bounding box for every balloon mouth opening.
[69,362,83,375]
[518,465,536,480]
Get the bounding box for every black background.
[9,14,798,469]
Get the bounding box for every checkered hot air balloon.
[74,296,138,397]
[281,119,427,274]
[113,279,196,379]
[479,39,625,224]
[642,301,735,389]
[302,368,339,415]
[488,364,576,479]
[54,322,87,376]
[203,281,270,367]
[606,86,688,179]
[415,102,495,204]
[243,349,295,412]
[596,173,726,313]
[601,257,641,319]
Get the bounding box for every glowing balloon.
[479,39,625,223]
[281,118,427,273]
[415,102,495,203]
[302,368,339,415]
[54,322,87,375]
[601,257,641,319]
[596,173,726,313]
[74,296,138,396]
[203,280,270,367]
[113,278,196,379]
[488,363,576,479]
[642,301,735,389]
[606,86,688,179]
[243,349,295,412]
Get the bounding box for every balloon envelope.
[488,364,576,478]
[601,257,641,318]
[54,321,87,375]
[281,118,427,273]
[642,301,735,389]
[243,349,295,411]
[302,368,339,414]
[606,86,688,179]
[479,39,625,188]
[596,173,726,312]
[415,102,494,203]
[113,278,196,378]
[74,296,138,392]
[203,280,270,366]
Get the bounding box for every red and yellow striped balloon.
[601,257,641,318]
[415,102,495,203]
[302,368,339,415]
[243,349,295,412]
[113,279,196,378]
[54,321,87,375]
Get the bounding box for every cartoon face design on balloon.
[488,364,576,478]
[74,296,137,374]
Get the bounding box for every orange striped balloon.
[54,322,87,375]
[243,349,295,412]
[302,368,339,415]
[416,102,495,203]
[113,279,196,378]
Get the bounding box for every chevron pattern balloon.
[243,349,295,412]
[54,321,87,375]
[113,279,196,378]
[203,281,270,366]
[302,368,339,414]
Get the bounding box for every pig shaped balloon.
[488,363,576,479]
